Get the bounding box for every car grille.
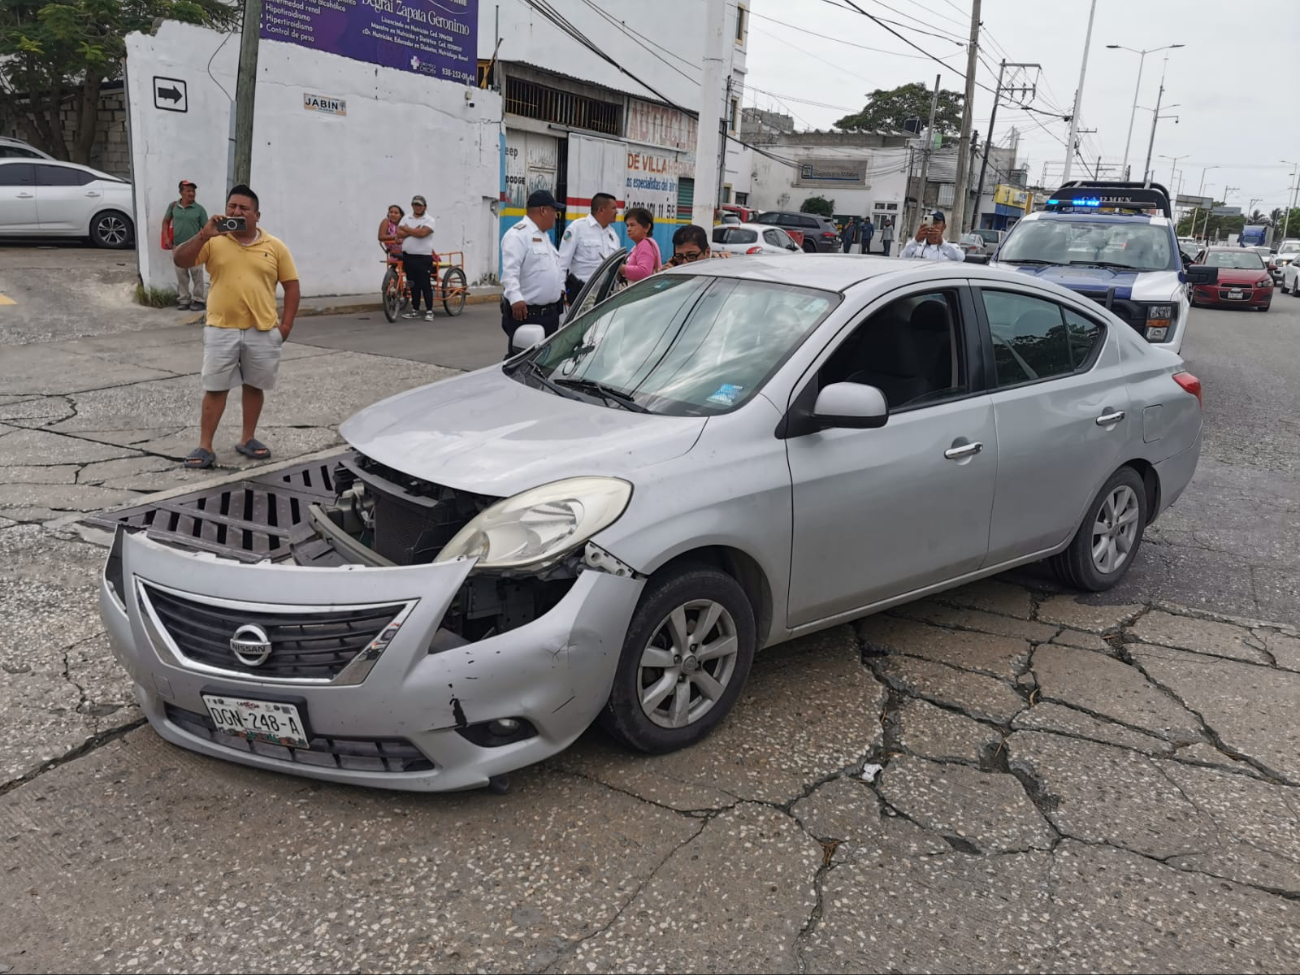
[142,583,404,680]
[1073,289,1150,335]
[1218,288,1252,299]
[164,704,434,773]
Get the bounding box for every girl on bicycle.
[378,204,404,260]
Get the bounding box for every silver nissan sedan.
[100,254,1206,792]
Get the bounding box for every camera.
[216,216,246,233]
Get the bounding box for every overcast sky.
[744,0,1300,215]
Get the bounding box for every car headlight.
[435,477,633,569]
[1256,277,1273,288]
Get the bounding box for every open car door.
[565,248,628,325]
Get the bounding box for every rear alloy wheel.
[599,564,755,754]
[90,210,134,249]
[1049,467,1148,592]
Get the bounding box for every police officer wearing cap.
[900,210,966,262]
[558,192,620,303]
[500,189,566,355]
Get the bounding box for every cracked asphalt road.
[1,248,1298,972]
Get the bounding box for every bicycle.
[381,251,469,321]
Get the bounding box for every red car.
[1189,247,1274,311]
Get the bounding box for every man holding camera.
[172,184,301,469]
[900,210,966,262]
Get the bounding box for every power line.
[748,9,931,59]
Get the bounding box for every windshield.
[976,229,999,243]
[1204,251,1265,269]
[511,275,838,416]
[999,219,1175,271]
[1279,241,1300,255]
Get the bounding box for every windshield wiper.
[514,358,570,398]
[553,377,650,413]
[1000,258,1061,265]
[1067,260,1138,270]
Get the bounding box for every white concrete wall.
[127,21,501,297]
[748,145,909,218]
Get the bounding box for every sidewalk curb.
[179,292,500,326]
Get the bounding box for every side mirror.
[964,252,990,265]
[1183,265,1219,286]
[811,382,888,429]
[511,323,547,351]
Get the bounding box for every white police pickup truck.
[991,181,1217,355]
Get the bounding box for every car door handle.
[84,191,101,197]
[1096,411,1126,426]
[944,441,983,460]
[16,192,33,198]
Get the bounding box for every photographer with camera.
[900,211,965,262]
[173,184,300,469]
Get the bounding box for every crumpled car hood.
[339,367,706,497]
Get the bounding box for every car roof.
[0,157,116,178]
[661,252,1069,293]
[719,223,787,232]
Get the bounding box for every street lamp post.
[1159,153,1188,194]
[1107,43,1184,180]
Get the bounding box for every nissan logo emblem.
[230,624,273,667]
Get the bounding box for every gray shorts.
[201,326,284,392]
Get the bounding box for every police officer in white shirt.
[558,191,620,303]
[900,211,967,262]
[500,189,566,356]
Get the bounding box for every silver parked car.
[101,255,1206,791]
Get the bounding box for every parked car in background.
[1189,247,1273,311]
[0,158,134,248]
[1279,245,1300,296]
[0,136,52,160]
[103,254,1205,793]
[754,210,841,252]
[958,232,985,256]
[711,223,803,257]
[972,227,1006,256]
[1270,239,1300,284]
[716,204,757,226]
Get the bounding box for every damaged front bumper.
[101,528,643,791]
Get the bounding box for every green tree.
[834,82,964,134]
[800,195,835,217]
[0,0,236,163]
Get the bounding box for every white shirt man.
[558,193,620,301]
[398,210,437,256]
[900,211,967,262]
[499,190,567,357]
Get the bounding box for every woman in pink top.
[619,207,661,283]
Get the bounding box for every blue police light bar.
[1043,181,1172,218]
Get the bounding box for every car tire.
[802,241,817,254]
[598,563,756,754]
[1048,466,1148,593]
[90,210,134,249]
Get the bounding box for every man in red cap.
[162,179,208,310]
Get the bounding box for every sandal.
[235,438,271,460]
[184,447,215,469]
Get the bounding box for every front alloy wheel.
[600,564,755,753]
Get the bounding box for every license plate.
[1229,289,1244,298]
[203,694,310,749]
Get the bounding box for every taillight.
[1173,371,1202,408]
[822,232,835,238]
[745,246,763,254]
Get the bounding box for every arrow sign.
[153,76,188,113]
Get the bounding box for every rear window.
[976,229,999,244]
[713,228,758,244]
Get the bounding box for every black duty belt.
[503,298,563,316]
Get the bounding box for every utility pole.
[913,74,942,232]
[1282,162,1300,243]
[233,0,263,187]
[692,0,728,228]
[947,0,980,240]
[972,61,1039,230]
[1061,0,1098,184]
[1142,55,1173,185]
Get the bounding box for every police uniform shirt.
[501,216,565,306]
[558,213,620,283]
[899,238,967,262]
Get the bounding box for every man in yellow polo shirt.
[173,184,300,468]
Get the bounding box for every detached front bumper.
[101,530,643,791]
